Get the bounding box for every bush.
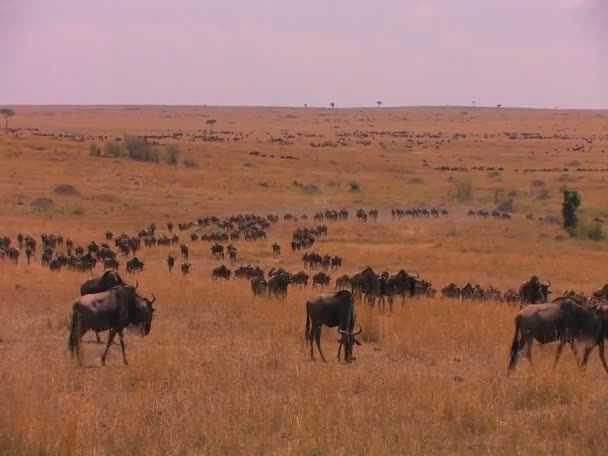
[88,144,100,157]
[349,181,361,193]
[103,141,125,158]
[571,223,606,241]
[562,188,581,229]
[449,178,473,203]
[182,158,200,169]
[123,135,159,163]
[165,145,179,166]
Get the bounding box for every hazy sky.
[1,0,607,108]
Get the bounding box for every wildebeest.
[180,244,189,261]
[181,262,191,275]
[350,267,380,304]
[441,283,461,299]
[251,276,268,296]
[335,274,351,290]
[126,257,144,273]
[292,271,310,287]
[268,270,291,298]
[212,264,231,280]
[519,275,551,304]
[167,254,175,273]
[312,272,331,288]
[80,270,128,343]
[67,285,155,366]
[304,290,362,363]
[272,242,281,256]
[508,298,608,374]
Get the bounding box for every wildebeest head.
[338,326,362,363]
[135,293,156,336]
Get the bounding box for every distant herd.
[3,206,608,373]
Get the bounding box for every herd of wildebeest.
[3,205,608,372]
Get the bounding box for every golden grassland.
[1,106,608,455]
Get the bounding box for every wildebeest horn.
[352,326,362,336]
[338,329,348,335]
[135,280,139,289]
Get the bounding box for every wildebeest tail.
[305,303,311,340]
[508,315,522,370]
[67,304,80,356]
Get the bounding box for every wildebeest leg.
[523,337,534,369]
[337,341,342,361]
[553,340,567,369]
[118,330,128,365]
[95,331,102,344]
[101,329,117,366]
[314,326,326,362]
[309,327,315,361]
[597,338,608,374]
[580,345,595,371]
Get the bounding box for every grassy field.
[1,106,608,455]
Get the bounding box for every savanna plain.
[1,106,608,455]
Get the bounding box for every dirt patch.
[30,197,55,209]
[54,184,81,196]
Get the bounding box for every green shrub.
[88,143,100,157]
[561,188,581,229]
[103,141,125,158]
[572,223,605,241]
[449,178,473,203]
[165,145,180,166]
[123,135,159,163]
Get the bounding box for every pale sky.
[1,0,607,108]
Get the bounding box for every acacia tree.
[330,102,335,109]
[206,119,217,135]
[562,188,581,230]
[376,100,382,108]
[0,108,15,134]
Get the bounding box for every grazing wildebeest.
[304,290,362,363]
[507,298,608,374]
[126,257,144,273]
[167,254,175,273]
[268,271,292,298]
[181,262,191,275]
[519,275,551,304]
[441,283,461,299]
[251,276,268,296]
[67,285,155,366]
[335,274,352,290]
[212,264,231,280]
[312,272,331,288]
[292,271,310,287]
[180,244,189,261]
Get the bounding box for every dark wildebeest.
[181,262,191,275]
[67,285,155,366]
[126,257,144,273]
[167,254,175,273]
[268,271,291,298]
[519,275,551,304]
[212,264,231,280]
[351,267,380,304]
[312,272,331,288]
[251,276,268,296]
[335,274,352,291]
[507,298,608,374]
[180,244,189,261]
[304,290,362,363]
[272,242,281,256]
[292,271,310,287]
[441,283,461,300]
[80,270,128,343]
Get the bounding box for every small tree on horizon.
[376,100,382,108]
[206,119,217,135]
[0,108,15,134]
[330,102,335,109]
[562,188,581,230]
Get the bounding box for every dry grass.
[1,106,608,455]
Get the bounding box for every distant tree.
[497,104,502,110]
[376,100,382,108]
[304,104,308,109]
[206,119,217,135]
[0,108,15,134]
[330,102,335,109]
[562,188,581,230]
[472,101,476,107]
